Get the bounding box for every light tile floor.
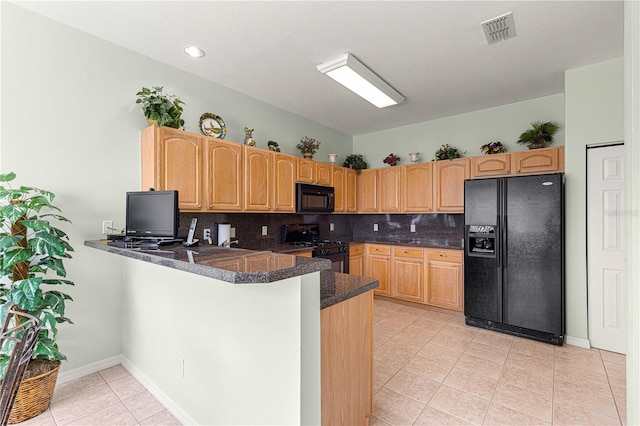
[20,365,181,426]
[18,298,627,426]
[371,298,627,426]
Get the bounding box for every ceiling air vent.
[481,12,516,45]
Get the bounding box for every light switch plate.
[262,226,268,236]
[230,227,236,238]
[373,223,378,231]
[410,224,416,232]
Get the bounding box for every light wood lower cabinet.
[365,244,391,296]
[391,247,424,303]
[425,249,464,311]
[349,244,364,276]
[321,291,373,426]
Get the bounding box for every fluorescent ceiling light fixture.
[184,45,205,58]
[316,53,405,108]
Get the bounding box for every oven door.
[316,252,349,274]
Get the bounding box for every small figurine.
[267,140,281,152]
[244,127,256,146]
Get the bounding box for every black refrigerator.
[464,173,565,345]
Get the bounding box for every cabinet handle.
[516,169,521,173]
[505,170,510,174]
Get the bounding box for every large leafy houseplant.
[136,86,185,129]
[0,172,74,380]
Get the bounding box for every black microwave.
[296,183,334,214]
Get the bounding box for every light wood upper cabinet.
[402,163,433,212]
[316,163,333,186]
[425,249,463,311]
[332,166,346,213]
[365,244,391,296]
[272,153,296,212]
[297,158,315,183]
[379,167,402,213]
[470,153,512,179]
[391,247,424,303]
[141,126,203,211]
[357,169,379,213]
[471,147,564,179]
[345,168,357,212]
[205,138,243,211]
[512,146,564,175]
[434,158,469,213]
[244,146,272,211]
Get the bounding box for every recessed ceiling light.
[184,45,205,58]
[316,53,405,108]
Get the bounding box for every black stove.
[282,224,350,261]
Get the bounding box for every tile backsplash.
[180,212,464,248]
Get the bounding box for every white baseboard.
[55,355,197,425]
[57,355,124,384]
[120,357,198,426]
[566,336,591,349]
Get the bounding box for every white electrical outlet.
[373,223,378,232]
[102,220,113,235]
[230,227,236,238]
[330,223,335,231]
[262,226,268,236]
[410,224,416,232]
[203,228,211,240]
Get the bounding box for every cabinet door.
[158,128,203,211]
[205,138,243,211]
[345,169,357,212]
[357,169,379,213]
[512,146,564,175]
[365,244,390,296]
[273,153,296,212]
[379,167,402,212]
[470,153,512,179]
[391,247,424,302]
[316,163,333,186]
[297,158,315,183]
[244,146,272,211]
[349,244,364,276]
[426,260,463,311]
[332,166,346,213]
[434,158,469,213]
[402,163,432,212]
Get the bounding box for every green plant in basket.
[0,172,74,380]
[433,144,464,161]
[343,154,368,174]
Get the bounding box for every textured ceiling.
[13,1,624,136]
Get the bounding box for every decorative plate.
[199,113,227,139]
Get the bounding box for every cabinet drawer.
[426,250,463,262]
[392,247,423,259]
[367,244,390,256]
[350,243,364,256]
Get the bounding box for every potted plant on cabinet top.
[433,144,464,161]
[383,153,401,166]
[0,172,75,423]
[343,154,368,174]
[517,121,560,149]
[297,136,321,159]
[135,86,185,129]
[480,141,505,155]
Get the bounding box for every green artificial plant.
[0,172,74,379]
[136,86,185,129]
[343,154,368,174]
[433,144,464,161]
[517,121,560,149]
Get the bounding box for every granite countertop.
[348,239,464,250]
[85,240,378,309]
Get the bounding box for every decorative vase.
[409,152,420,163]
[243,127,256,146]
[303,153,313,160]
[328,154,337,165]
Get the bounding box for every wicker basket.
[8,361,60,424]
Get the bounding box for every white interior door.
[587,143,626,354]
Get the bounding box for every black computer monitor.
[125,190,179,240]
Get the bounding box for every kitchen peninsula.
[85,241,377,425]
